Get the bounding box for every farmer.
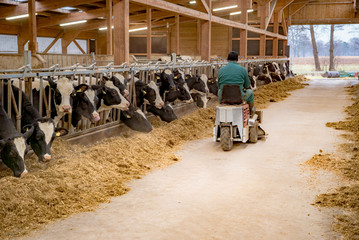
[218,51,255,114]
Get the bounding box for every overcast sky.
[311,24,359,43]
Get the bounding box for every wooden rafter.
[0,0,100,19]
[199,0,210,13]
[73,40,86,54]
[265,0,277,29]
[43,30,64,54]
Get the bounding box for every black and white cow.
[4,82,68,162]
[120,104,153,133]
[171,69,193,103]
[253,64,272,85]
[207,77,218,96]
[135,79,165,109]
[265,62,283,81]
[147,102,178,123]
[96,77,130,112]
[185,73,210,108]
[157,69,177,101]
[0,103,34,177]
[69,84,101,127]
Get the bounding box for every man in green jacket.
[218,51,255,114]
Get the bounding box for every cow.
[247,63,258,90]
[278,62,288,80]
[168,69,193,103]
[253,64,272,85]
[146,102,178,123]
[265,62,283,81]
[0,103,34,177]
[134,79,165,109]
[69,84,101,128]
[157,69,177,100]
[96,77,130,112]
[120,105,153,133]
[3,82,68,162]
[207,77,218,96]
[185,74,208,93]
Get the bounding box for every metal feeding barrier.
[0,52,289,139]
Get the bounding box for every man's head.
[227,51,239,61]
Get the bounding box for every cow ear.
[55,128,69,137]
[23,125,35,140]
[75,84,88,92]
[22,124,34,134]
[47,77,57,89]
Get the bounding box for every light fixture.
[60,20,87,26]
[6,13,38,20]
[189,0,196,4]
[129,27,148,32]
[230,9,254,15]
[99,26,148,32]
[99,26,114,30]
[213,5,238,12]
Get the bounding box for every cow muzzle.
[156,101,164,109]
[91,112,100,122]
[20,169,28,178]
[43,154,52,161]
[124,89,129,97]
[60,105,71,113]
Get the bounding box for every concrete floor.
[21,79,357,240]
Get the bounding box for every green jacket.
[218,61,251,102]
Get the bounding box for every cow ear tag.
[156,76,160,79]
[26,127,29,131]
[126,114,131,118]
[174,76,177,79]
[102,90,106,94]
[56,132,61,137]
[76,89,82,92]
[142,90,147,94]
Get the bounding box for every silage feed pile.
[0,75,307,239]
[304,83,359,240]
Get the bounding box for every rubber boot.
[249,102,255,116]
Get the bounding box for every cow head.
[185,74,207,93]
[120,105,153,133]
[0,126,34,178]
[100,79,130,110]
[147,102,177,123]
[143,81,164,109]
[48,77,74,114]
[161,69,177,91]
[72,84,100,123]
[25,118,68,162]
[110,74,129,98]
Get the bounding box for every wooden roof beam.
[0,0,100,19]
[37,9,105,28]
[265,0,277,29]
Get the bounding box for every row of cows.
[0,60,291,179]
[0,68,217,178]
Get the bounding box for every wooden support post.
[175,14,180,55]
[113,0,129,65]
[28,0,37,53]
[43,30,63,54]
[283,40,287,56]
[259,3,267,57]
[228,27,232,53]
[200,20,211,61]
[273,12,279,56]
[239,0,248,58]
[197,20,201,55]
[147,7,152,59]
[106,0,113,55]
[166,22,171,54]
[17,26,29,54]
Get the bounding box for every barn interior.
[0,0,358,68]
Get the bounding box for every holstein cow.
[265,62,283,81]
[69,84,101,128]
[147,102,178,123]
[0,103,34,177]
[120,104,153,133]
[207,77,219,96]
[156,69,177,101]
[254,64,272,85]
[185,73,210,108]
[247,63,258,90]
[170,69,193,103]
[134,79,165,109]
[100,76,155,132]
[4,82,68,162]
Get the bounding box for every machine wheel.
[220,126,233,151]
[249,121,259,143]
